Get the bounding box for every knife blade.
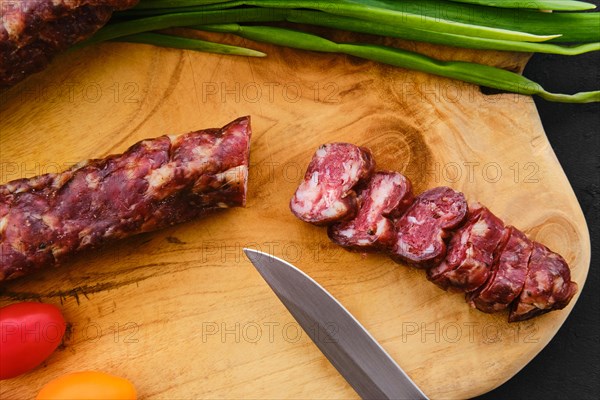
[243,248,428,400]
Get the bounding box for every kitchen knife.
[243,248,428,400]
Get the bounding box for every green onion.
[133,0,234,8]
[179,0,562,42]
[97,7,599,55]
[282,10,600,55]
[90,0,599,103]
[113,32,265,56]
[354,0,599,43]
[199,23,600,103]
[79,8,286,45]
[445,0,597,11]
[119,1,600,43]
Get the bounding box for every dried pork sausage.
[290,143,374,226]
[0,1,139,87]
[509,242,578,322]
[328,171,413,252]
[468,227,533,313]
[288,143,579,322]
[391,187,467,268]
[428,204,506,292]
[0,116,251,281]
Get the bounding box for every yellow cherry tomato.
[36,371,136,400]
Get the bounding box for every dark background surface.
[475,15,600,400]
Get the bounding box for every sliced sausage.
[288,142,579,322]
[509,242,578,322]
[328,171,414,252]
[0,116,251,281]
[427,204,506,292]
[391,187,467,268]
[290,143,375,226]
[468,227,533,313]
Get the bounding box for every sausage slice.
[509,242,578,322]
[391,187,467,268]
[290,143,374,226]
[468,227,533,313]
[428,204,506,292]
[328,171,413,252]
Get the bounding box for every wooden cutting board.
[0,31,590,399]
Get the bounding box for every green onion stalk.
[81,0,599,103]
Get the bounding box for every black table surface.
[474,27,600,400]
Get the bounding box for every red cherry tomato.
[0,302,66,380]
[36,371,137,400]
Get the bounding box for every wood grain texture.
[0,32,590,399]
